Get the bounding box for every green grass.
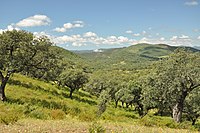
[0,73,199,132]
[2,74,97,121]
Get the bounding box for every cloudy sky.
[0,0,200,50]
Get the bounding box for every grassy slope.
[0,74,199,132]
[0,45,199,132]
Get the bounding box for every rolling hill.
[75,43,199,70]
[51,46,83,62]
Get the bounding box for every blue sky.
[0,0,200,50]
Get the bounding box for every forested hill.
[74,43,199,70]
[51,46,83,62]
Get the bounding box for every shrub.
[78,111,96,121]
[69,107,81,116]
[28,108,49,119]
[50,109,66,119]
[0,102,23,125]
[23,103,38,115]
[0,112,19,125]
[139,114,174,127]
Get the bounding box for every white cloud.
[170,35,190,41]
[33,31,50,37]
[63,23,73,29]
[133,33,140,37]
[83,32,97,37]
[126,30,133,34]
[160,37,165,41]
[8,25,20,31]
[74,23,84,28]
[53,32,137,47]
[184,0,198,6]
[56,35,74,43]
[73,20,84,24]
[0,29,3,34]
[54,21,84,32]
[52,32,200,48]
[170,36,178,41]
[142,31,147,35]
[179,35,190,39]
[0,24,20,34]
[54,27,66,32]
[118,36,129,43]
[72,42,86,47]
[16,15,51,27]
[94,49,103,52]
[169,35,192,46]
[53,34,87,45]
[138,37,149,43]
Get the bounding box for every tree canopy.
[142,49,200,122]
[0,30,58,101]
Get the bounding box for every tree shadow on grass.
[72,94,97,105]
[8,78,97,106]
[7,97,70,112]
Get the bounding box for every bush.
[139,114,174,127]
[0,102,23,125]
[0,112,19,125]
[78,110,96,121]
[69,107,81,116]
[50,109,66,119]
[88,122,106,133]
[28,108,49,119]
[23,103,38,114]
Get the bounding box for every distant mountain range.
[73,43,199,70]
[56,43,199,70]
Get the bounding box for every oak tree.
[0,30,56,101]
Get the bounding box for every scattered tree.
[0,30,57,101]
[143,49,200,122]
[60,67,88,99]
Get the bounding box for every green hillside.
[76,43,199,70]
[51,46,84,62]
[1,73,199,132]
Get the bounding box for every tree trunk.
[0,77,9,101]
[172,94,187,123]
[69,88,75,99]
[191,115,199,125]
[172,85,189,123]
[122,101,124,108]
[115,99,119,108]
[192,119,196,125]
[137,102,144,117]
[172,103,183,123]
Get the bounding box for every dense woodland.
[0,30,200,131]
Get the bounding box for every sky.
[0,0,200,50]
